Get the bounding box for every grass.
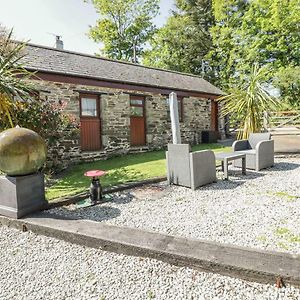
[267,191,299,202]
[273,191,299,201]
[256,235,267,242]
[46,143,230,201]
[277,242,290,251]
[275,227,300,246]
[275,227,290,236]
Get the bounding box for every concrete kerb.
[0,213,300,288]
[48,176,167,209]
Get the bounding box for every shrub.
[0,99,79,145]
[0,98,79,173]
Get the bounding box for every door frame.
[130,95,146,146]
[79,93,102,151]
[210,99,219,132]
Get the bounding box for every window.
[166,97,183,122]
[130,99,143,106]
[131,106,144,116]
[130,97,144,117]
[81,97,97,117]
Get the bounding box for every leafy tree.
[208,0,300,90]
[274,66,300,109]
[177,0,214,31]
[240,0,300,71]
[0,26,33,127]
[217,64,279,139]
[143,0,215,81]
[206,0,249,89]
[88,0,159,62]
[143,15,209,74]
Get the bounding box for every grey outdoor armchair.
[166,144,217,190]
[232,133,274,171]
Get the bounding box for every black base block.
[0,173,47,219]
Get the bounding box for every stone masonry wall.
[30,79,218,170]
[146,95,211,148]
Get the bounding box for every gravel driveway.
[48,157,300,254]
[1,226,300,300]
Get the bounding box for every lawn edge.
[47,176,167,209]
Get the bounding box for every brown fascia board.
[26,68,223,100]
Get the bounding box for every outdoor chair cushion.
[237,149,257,155]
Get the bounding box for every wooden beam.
[30,71,221,100]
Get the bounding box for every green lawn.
[46,143,231,201]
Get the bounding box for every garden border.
[48,176,167,209]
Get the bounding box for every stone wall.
[30,79,220,170]
[145,95,211,148]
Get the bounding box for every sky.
[0,0,175,54]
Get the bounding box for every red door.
[130,96,146,146]
[80,94,101,151]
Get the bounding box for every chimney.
[55,35,64,50]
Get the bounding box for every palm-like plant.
[218,64,279,139]
[0,28,34,127]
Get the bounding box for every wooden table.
[215,152,246,180]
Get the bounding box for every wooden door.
[211,100,219,132]
[80,94,101,151]
[130,96,146,146]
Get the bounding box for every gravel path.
[48,157,300,254]
[1,225,300,300]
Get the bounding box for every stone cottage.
[22,43,224,168]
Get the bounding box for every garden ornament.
[0,126,47,219]
[0,126,47,176]
[84,170,106,204]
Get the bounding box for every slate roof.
[21,43,223,96]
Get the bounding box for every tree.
[239,0,300,72]
[217,64,279,139]
[0,26,34,127]
[88,0,159,62]
[208,0,300,90]
[143,0,215,81]
[274,66,300,109]
[206,0,250,89]
[144,15,208,74]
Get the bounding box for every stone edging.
[1,213,299,287]
[47,176,167,209]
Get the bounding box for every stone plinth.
[0,173,47,219]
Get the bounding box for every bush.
[0,98,79,173]
[0,99,78,144]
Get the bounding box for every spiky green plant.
[218,64,279,139]
[0,27,34,127]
